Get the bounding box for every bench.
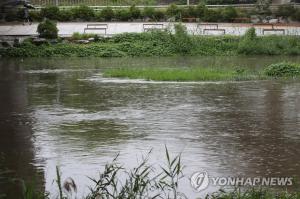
[263,29,285,35]
[182,17,197,22]
[197,23,219,30]
[143,23,164,32]
[84,24,108,35]
[203,28,226,35]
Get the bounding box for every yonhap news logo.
[190,171,293,192]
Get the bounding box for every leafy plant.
[40,6,60,20]
[71,5,95,21]
[37,19,58,39]
[221,7,238,22]
[172,24,193,54]
[276,5,295,20]
[129,5,141,20]
[264,63,300,77]
[115,9,131,21]
[101,7,114,21]
[166,4,181,19]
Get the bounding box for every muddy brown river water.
[0,56,300,198]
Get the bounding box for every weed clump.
[264,63,300,77]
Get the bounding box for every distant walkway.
[1,22,300,37]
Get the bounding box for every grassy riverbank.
[103,63,300,81]
[1,29,300,57]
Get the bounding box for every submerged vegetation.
[1,26,300,57]
[18,147,300,199]
[103,62,300,81]
[264,63,300,77]
[103,67,263,81]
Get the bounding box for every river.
[0,56,299,198]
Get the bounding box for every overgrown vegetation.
[18,147,300,199]
[264,63,300,77]
[1,26,300,57]
[3,3,300,23]
[103,61,300,81]
[21,147,185,199]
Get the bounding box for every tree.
[254,0,272,22]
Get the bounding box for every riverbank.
[1,30,300,57]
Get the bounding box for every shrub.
[243,27,257,40]
[101,7,114,21]
[153,9,165,21]
[166,4,181,18]
[181,6,197,18]
[29,11,43,22]
[203,9,222,22]
[40,6,60,20]
[37,19,58,39]
[115,9,131,21]
[5,11,19,22]
[292,9,300,21]
[143,7,155,19]
[58,10,73,21]
[264,63,300,77]
[205,0,235,4]
[71,5,94,21]
[221,7,237,22]
[276,5,295,19]
[196,3,208,18]
[129,5,141,19]
[173,24,193,54]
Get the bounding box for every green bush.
[58,10,73,21]
[40,6,60,20]
[181,6,197,18]
[276,5,295,19]
[115,9,131,21]
[243,27,257,40]
[37,19,58,39]
[196,3,208,18]
[101,7,114,21]
[129,5,141,19]
[221,7,237,22]
[71,5,94,21]
[205,0,234,5]
[173,24,193,54]
[292,9,300,21]
[143,7,156,19]
[4,9,23,22]
[4,11,20,22]
[29,11,43,22]
[153,9,165,21]
[264,63,300,77]
[166,4,181,18]
[203,9,222,22]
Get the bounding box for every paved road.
[1,22,300,37]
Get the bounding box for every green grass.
[103,67,266,81]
